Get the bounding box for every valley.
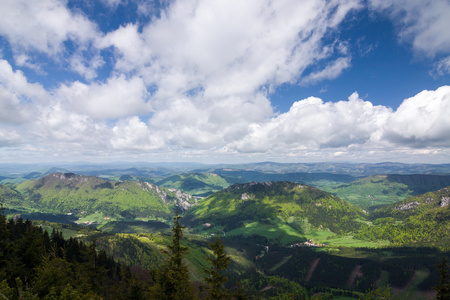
[0,162,449,299]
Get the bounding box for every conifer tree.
[434,256,450,300]
[157,211,194,299]
[203,237,230,300]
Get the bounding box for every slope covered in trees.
[184,181,367,244]
[355,186,450,249]
[325,174,450,209]
[14,173,195,219]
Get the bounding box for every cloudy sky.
[1,0,450,164]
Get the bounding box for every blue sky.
[1,0,450,164]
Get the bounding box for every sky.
[1,0,450,164]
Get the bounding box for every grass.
[395,269,431,300]
[75,212,108,225]
[322,235,390,248]
[40,225,80,239]
[226,219,304,245]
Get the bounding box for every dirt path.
[346,265,363,287]
[305,258,320,282]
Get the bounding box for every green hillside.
[15,173,196,220]
[184,181,367,244]
[156,172,241,196]
[356,187,450,249]
[324,174,450,209]
[0,184,26,208]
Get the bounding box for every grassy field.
[75,212,110,225]
[40,225,80,239]
[226,219,305,245]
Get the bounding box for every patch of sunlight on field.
[226,220,304,245]
[304,228,335,242]
[323,235,390,248]
[76,212,105,223]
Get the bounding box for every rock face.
[394,201,420,211]
[124,180,196,211]
[440,197,450,207]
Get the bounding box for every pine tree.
[434,256,450,300]
[203,237,230,300]
[157,211,194,299]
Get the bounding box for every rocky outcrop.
[394,201,420,211]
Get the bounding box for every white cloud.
[1,0,450,163]
[300,57,351,86]
[100,0,122,9]
[56,75,151,120]
[0,127,22,147]
[100,23,152,73]
[147,93,273,149]
[383,86,450,147]
[434,56,450,76]
[369,0,450,56]
[111,117,165,151]
[33,102,111,153]
[232,92,391,153]
[0,0,99,54]
[0,59,48,124]
[69,53,105,81]
[14,54,45,74]
[103,0,361,98]
[0,0,102,79]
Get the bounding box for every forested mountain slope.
[184,181,367,244]
[156,172,242,196]
[0,184,25,207]
[356,187,450,249]
[326,174,450,209]
[14,173,196,219]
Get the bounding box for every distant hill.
[212,169,358,184]
[23,172,43,179]
[325,174,450,209]
[156,169,358,196]
[156,172,243,196]
[184,181,367,244]
[15,173,196,219]
[205,162,450,176]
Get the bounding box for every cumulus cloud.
[383,86,450,147]
[1,0,450,163]
[34,102,111,150]
[147,93,273,149]
[0,59,48,124]
[232,92,391,153]
[111,117,165,151]
[0,0,102,79]
[0,0,99,55]
[56,75,151,120]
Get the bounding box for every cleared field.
[226,220,305,245]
